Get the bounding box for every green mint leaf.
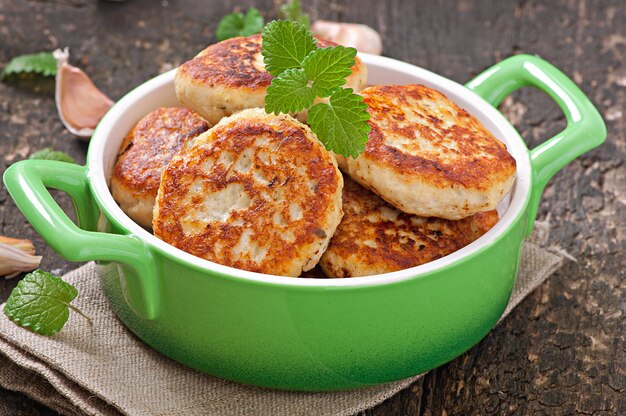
[216,13,245,41]
[307,89,371,158]
[302,46,356,98]
[216,8,264,41]
[261,20,317,76]
[241,8,265,36]
[265,68,315,114]
[29,148,77,164]
[4,270,79,336]
[1,52,56,80]
[279,0,310,29]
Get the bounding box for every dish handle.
[2,160,160,320]
[466,54,606,235]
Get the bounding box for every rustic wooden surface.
[0,0,624,415]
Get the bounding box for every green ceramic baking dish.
[3,54,605,391]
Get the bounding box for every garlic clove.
[54,48,114,140]
[0,236,36,255]
[0,237,42,279]
[312,20,383,55]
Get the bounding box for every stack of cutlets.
[110,107,211,228]
[110,34,515,278]
[320,84,516,277]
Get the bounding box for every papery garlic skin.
[0,238,42,279]
[54,48,114,140]
[0,236,36,255]
[312,20,383,55]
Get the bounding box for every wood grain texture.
[0,0,623,415]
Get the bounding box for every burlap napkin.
[0,235,562,416]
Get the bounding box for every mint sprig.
[216,7,265,41]
[303,46,357,97]
[308,89,371,157]
[262,20,370,158]
[266,68,315,114]
[1,52,56,80]
[262,20,317,76]
[4,269,90,336]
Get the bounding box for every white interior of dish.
[88,54,531,287]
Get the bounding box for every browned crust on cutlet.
[177,34,363,91]
[320,178,499,277]
[471,210,500,234]
[112,107,211,197]
[153,111,342,276]
[361,84,516,191]
[177,34,271,90]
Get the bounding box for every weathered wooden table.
[0,0,624,414]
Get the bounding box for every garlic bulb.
[54,48,114,140]
[0,236,42,279]
[312,20,383,55]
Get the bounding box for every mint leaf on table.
[307,89,371,158]
[302,46,356,97]
[279,0,310,29]
[4,269,90,336]
[216,7,265,41]
[29,148,77,164]
[261,20,317,76]
[1,52,56,80]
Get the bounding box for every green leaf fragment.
[303,46,357,98]
[1,52,56,79]
[216,13,244,41]
[307,89,371,158]
[262,20,317,76]
[4,270,79,336]
[216,8,265,41]
[265,68,315,114]
[279,0,310,29]
[29,148,77,164]
[241,8,265,37]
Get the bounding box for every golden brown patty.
[153,108,343,277]
[319,177,499,278]
[175,34,368,124]
[110,107,211,228]
[336,84,516,220]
